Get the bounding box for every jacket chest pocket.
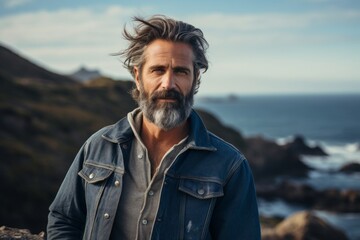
[178,179,224,240]
[78,161,115,214]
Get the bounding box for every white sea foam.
[297,141,360,171]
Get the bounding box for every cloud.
[2,0,32,9]
[0,5,359,94]
[188,9,360,31]
[0,5,139,77]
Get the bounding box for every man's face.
[134,39,196,131]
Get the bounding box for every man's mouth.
[158,97,177,101]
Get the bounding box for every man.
[47,15,261,240]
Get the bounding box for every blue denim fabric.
[47,110,261,240]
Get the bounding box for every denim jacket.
[47,110,261,240]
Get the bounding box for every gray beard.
[138,89,194,131]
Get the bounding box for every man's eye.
[152,69,165,74]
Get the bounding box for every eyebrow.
[148,65,191,72]
[173,66,191,73]
[149,65,166,71]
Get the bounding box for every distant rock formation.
[340,162,360,173]
[262,211,348,240]
[0,226,44,240]
[284,135,328,156]
[69,66,102,82]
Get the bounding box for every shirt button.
[122,144,128,149]
[148,190,154,196]
[114,180,120,187]
[138,153,143,159]
[197,189,205,195]
[104,213,110,219]
[142,219,148,225]
[89,173,94,179]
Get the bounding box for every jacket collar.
[102,109,216,151]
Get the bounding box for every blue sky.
[1,0,360,95]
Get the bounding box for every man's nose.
[161,71,175,90]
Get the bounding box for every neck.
[141,117,189,146]
[140,116,190,175]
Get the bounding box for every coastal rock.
[262,211,348,240]
[257,181,360,212]
[339,163,360,173]
[257,181,317,206]
[284,135,327,156]
[245,137,309,180]
[316,189,360,212]
[0,226,44,240]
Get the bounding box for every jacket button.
[142,219,148,225]
[89,173,94,179]
[148,190,154,196]
[104,213,110,219]
[197,189,205,195]
[114,180,120,187]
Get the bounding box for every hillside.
[0,44,137,231]
[0,44,75,85]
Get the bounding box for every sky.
[1,0,360,95]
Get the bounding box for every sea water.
[195,94,360,239]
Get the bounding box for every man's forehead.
[143,40,194,65]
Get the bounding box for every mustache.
[151,89,183,102]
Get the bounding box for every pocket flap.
[179,179,224,199]
[78,161,114,184]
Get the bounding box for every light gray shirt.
[110,108,188,240]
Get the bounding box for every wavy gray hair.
[118,15,209,98]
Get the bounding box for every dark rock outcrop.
[284,135,327,156]
[245,137,310,180]
[69,66,102,82]
[340,163,360,173]
[262,211,348,240]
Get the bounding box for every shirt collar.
[102,108,217,151]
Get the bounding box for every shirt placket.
[136,142,185,240]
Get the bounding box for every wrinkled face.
[134,39,196,130]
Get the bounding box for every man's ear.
[133,66,140,90]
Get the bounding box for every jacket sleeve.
[47,143,87,239]
[210,158,261,240]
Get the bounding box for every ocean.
[194,94,360,239]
